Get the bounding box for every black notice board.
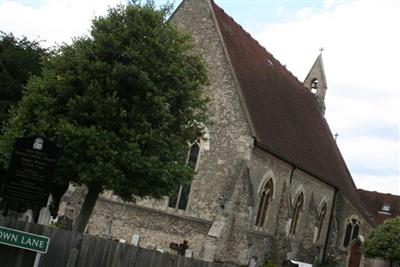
[0,136,60,207]
[0,168,5,187]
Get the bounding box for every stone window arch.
[168,138,202,210]
[316,202,327,241]
[289,191,304,235]
[255,178,274,227]
[343,217,361,247]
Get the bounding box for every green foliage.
[0,2,208,208]
[316,253,342,267]
[363,217,400,264]
[0,32,47,129]
[263,259,277,267]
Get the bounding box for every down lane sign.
[0,226,49,253]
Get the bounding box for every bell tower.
[304,49,328,115]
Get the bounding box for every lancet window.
[255,179,274,227]
[343,218,360,247]
[316,202,327,241]
[289,192,304,235]
[168,139,201,210]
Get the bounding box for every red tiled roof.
[211,2,375,225]
[358,189,400,224]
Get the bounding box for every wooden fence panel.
[135,246,155,266]
[150,250,163,267]
[44,227,69,266]
[0,216,238,267]
[105,240,119,267]
[92,238,107,267]
[125,243,140,266]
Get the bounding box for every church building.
[60,0,377,266]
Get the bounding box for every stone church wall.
[223,146,337,265]
[87,197,212,258]
[169,0,253,222]
[245,148,292,264]
[248,148,292,236]
[288,170,335,263]
[326,192,373,266]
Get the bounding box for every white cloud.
[295,7,313,19]
[276,6,284,17]
[323,0,335,11]
[256,1,400,194]
[356,175,400,196]
[0,0,122,46]
[339,136,398,175]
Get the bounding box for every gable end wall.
[170,0,253,221]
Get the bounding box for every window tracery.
[343,217,360,247]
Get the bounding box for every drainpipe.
[322,188,338,263]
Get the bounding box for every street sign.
[0,226,49,253]
[0,136,60,207]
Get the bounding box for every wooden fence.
[0,216,237,267]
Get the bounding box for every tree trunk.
[73,185,102,233]
[389,260,393,267]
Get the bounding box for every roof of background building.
[211,1,375,225]
[358,189,400,224]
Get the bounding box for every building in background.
[358,189,400,224]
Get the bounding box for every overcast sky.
[0,0,399,195]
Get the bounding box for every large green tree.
[0,32,47,130]
[0,2,208,232]
[363,217,400,267]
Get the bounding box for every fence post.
[66,248,79,267]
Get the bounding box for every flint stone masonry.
[243,146,336,265]
[170,0,253,222]
[326,192,373,266]
[87,197,212,257]
[248,148,293,236]
[289,170,335,247]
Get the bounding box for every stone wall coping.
[98,197,214,226]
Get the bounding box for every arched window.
[343,218,360,247]
[255,179,274,227]
[168,139,201,210]
[311,78,319,94]
[188,140,200,170]
[289,192,304,235]
[316,202,327,241]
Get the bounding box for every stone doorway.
[348,243,362,267]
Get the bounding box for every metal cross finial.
[334,133,339,142]
[319,47,324,54]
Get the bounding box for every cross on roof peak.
[334,133,339,141]
[319,47,324,54]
